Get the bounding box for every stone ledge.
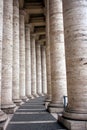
[0,105,18,130]
[13,99,23,106]
[48,104,64,113]
[48,107,63,113]
[58,114,87,130]
[45,101,50,109]
[2,104,16,114]
[0,114,13,130]
[0,121,7,130]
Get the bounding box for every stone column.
[45,0,51,102]
[31,34,38,97]
[41,45,47,95]
[19,10,27,101]
[48,0,67,113]
[12,0,22,106]
[25,24,32,98]
[1,0,16,114]
[59,1,87,129]
[36,42,42,96]
[0,0,7,121]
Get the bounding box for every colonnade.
[46,0,87,129]
[0,0,87,129]
[0,0,47,122]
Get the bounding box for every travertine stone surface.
[45,0,51,101]
[48,0,67,112]
[13,0,22,106]
[41,45,47,95]
[36,42,42,96]
[0,0,7,121]
[25,24,32,98]
[62,0,87,120]
[1,0,16,114]
[19,10,27,101]
[31,34,38,97]
[58,115,87,130]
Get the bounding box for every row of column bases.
[0,0,87,130]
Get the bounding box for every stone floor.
[6,97,66,130]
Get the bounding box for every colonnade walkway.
[6,97,66,130]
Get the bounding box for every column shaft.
[48,0,67,113]
[41,45,47,95]
[46,0,51,101]
[13,0,22,106]
[36,43,42,96]
[25,24,32,98]
[62,0,87,120]
[31,35,38,97]
[1,0,15,114]
[19,10,27,101]
[0,0,7,121]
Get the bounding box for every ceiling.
[19,0,46,44]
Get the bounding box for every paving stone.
[6,97,66,130]
[6,122,65,130]
[11,113,56,122]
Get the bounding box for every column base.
[0,111,13,130]
[63,109,87,120]
[1,103,16,114]
[45,98,51,109]
[21,96,28,102]
[30,95,35,99]
[37,93,43,96]
[48,103,64,113]
[13,99,23,106]
[45,101,50,109]
[0,110,7,122]
[58,114,87,130]
[33,94,39,98]
[45,98,51,102]
[40,93,45,96]
[42,93,47,96]
[27,95,33,99]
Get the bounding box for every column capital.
[25,24,32,29]
[38,41,46,46]
[19,9,26,16]
[41,44,46,49]
[31,33,37,39]
[36,41,41,45]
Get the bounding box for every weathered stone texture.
[41,45,47,94]
[0,0,7,121]
[62,0,87,120]
[58,115,87,130]
[19,10,26,100]
[13,0,22,105]
[31,35,37,97]
[0,0,3,110]
[36,43,42,95]
[25,24,31,98]
[48,0,67,112]
[1,0,15,113]
[46,0,51,101]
